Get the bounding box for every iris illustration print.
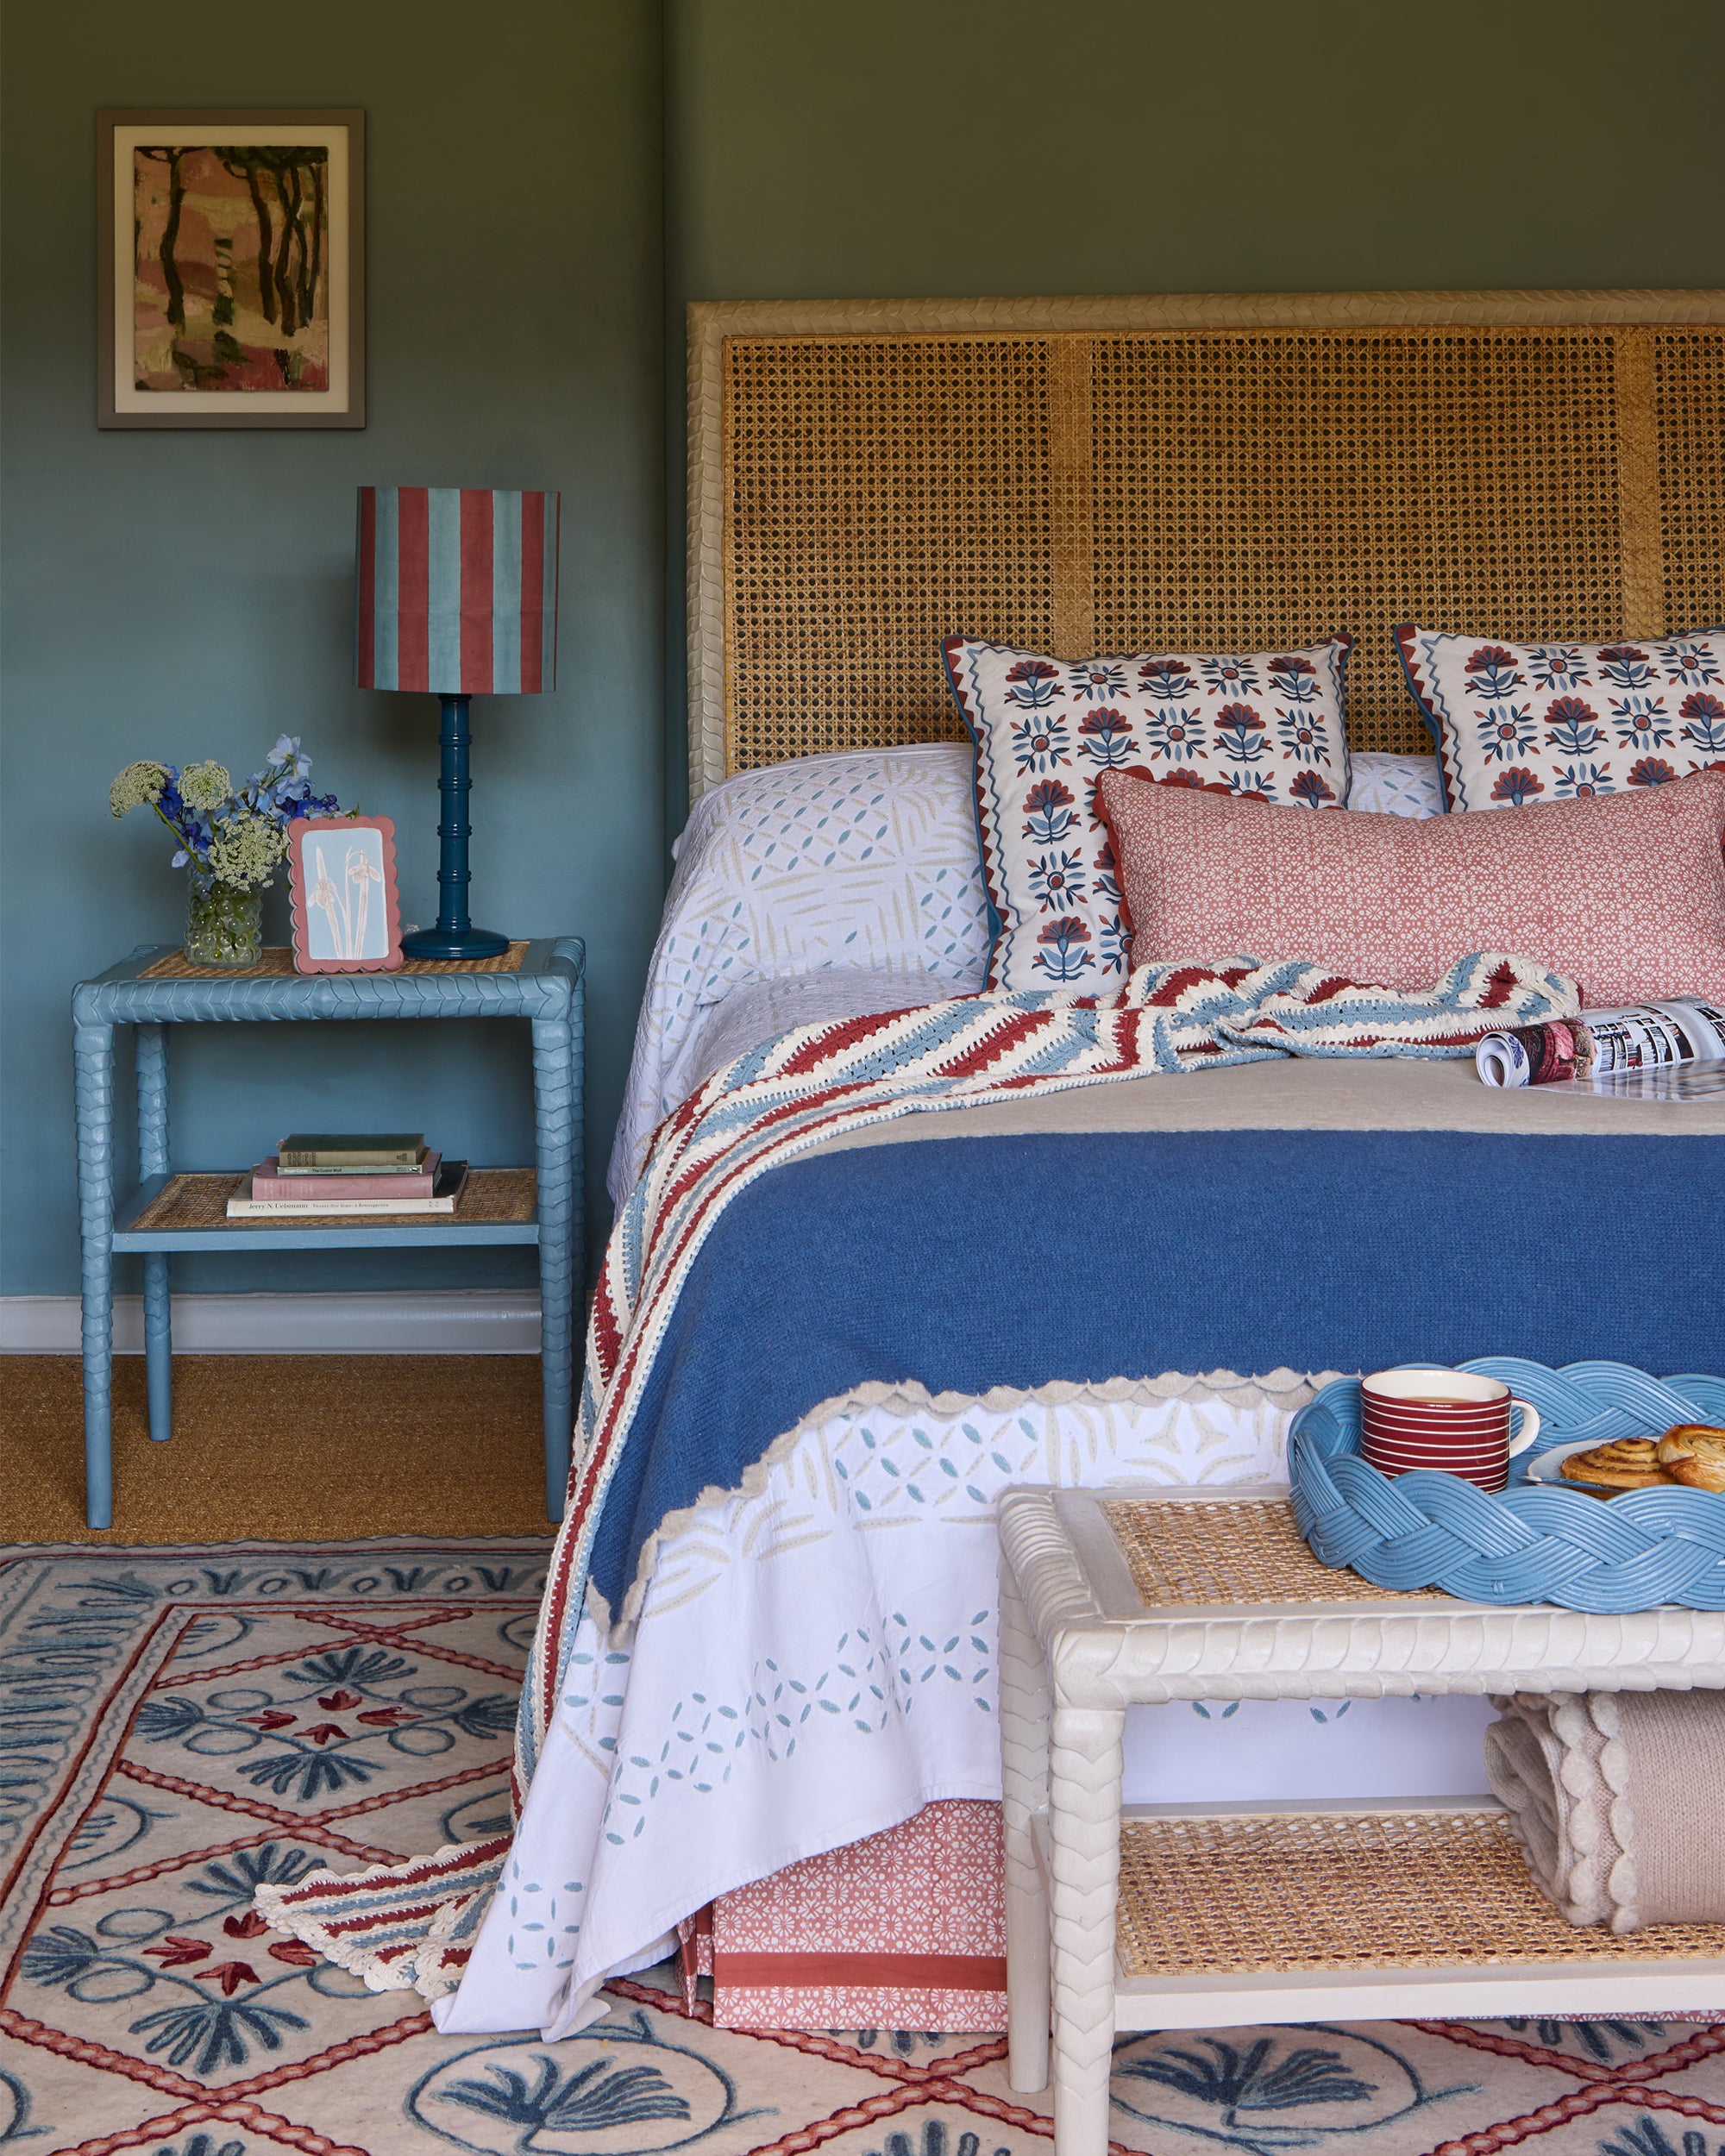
[1214,704,1270,763]
[301,828,389,962]
[1626,755,1678,787]
[1490,767,1545,805]
[1032,913,1093,979]
[1002,656,1061,708]
[1267,653,1320,703]
[1289,769,1336,806]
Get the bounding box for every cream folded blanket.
[1484,1690,1725,1932]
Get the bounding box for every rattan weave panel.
[719,317,1724,770]
[128,1169,536,1232]
[1093,329,1623,755]
[1115,1809,1725,1975]
[1654,329,1725,637]
[725,336,1057,769]
[1102,1497,1446,1608]
[139,943,530,981]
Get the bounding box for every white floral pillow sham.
[941,632,1353,989]
[1395,624,1725,812]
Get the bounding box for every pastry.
[1558,1438,1672,1490]
[1655,1425,1725,1494]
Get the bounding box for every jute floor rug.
[3,1538,1720,2156]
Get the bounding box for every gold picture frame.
[97,107,365,429]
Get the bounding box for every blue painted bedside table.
[71,937,584,1531]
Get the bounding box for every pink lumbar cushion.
[1095,763,1725,1005]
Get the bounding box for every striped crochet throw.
[255,951,1577,1997]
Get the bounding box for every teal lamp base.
[403,693,510,962]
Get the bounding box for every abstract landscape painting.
[132,142,329,392]
[99,111,364,427]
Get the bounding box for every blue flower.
[1031,915,1093,981]
[1528,645,1590,690]
[1002,658,1062,709]
[1465,645,1525,698]
[1020,780,1077,844]
[1213,704,1269,764]
[1139,708,1205,761]
[1201,655,1259,696]
[1138,658,1195,700]
[1554,762,1613,799]
[1490,767,1545,806]
[1543,697,1604,754]
[1657,640,1722,687]
[1068,661,1126,701]
[1679,692,1725,755]
[1266,654,1320,703]
[1610,695,1672,748]
[1275,708,1330,763]
[1010,712,1070,772]
[1028,849,1087,912]
[1597,643,1655,689]
[1475,704,1537,761]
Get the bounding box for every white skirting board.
[0,1290,542,1354]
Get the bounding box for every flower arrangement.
[110,736,351,967]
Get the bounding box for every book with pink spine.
[248,1153,442,1202]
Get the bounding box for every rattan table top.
[1116,1809,1725,1975]
[140,942,530,981]
[1102,1496,1448,1608]
[127,1169,536,1232]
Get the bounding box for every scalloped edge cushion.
[1289,1360,1725,1613]
[942,631,1352,992]
[1393,624,1725,814]
[1096,761,1725,1006]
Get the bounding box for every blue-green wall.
[0,0,664,1295]
[6,0,1723,1299]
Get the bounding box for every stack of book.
[225,1133,470,1218]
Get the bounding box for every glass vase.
[185,880,263,969]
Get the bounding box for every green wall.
[0,0,664,1296]
[6,0,1722,1300]
[662,0,1725,825]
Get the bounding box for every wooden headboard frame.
[687,291,1725,799]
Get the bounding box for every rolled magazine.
[1477,1000,1725,1098]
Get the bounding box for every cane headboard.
[687,290,1725,799]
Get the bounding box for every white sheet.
[436,1373,1494,2040]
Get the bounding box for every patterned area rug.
[3,1539,1720,2156]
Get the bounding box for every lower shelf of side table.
[1042,1801,1725,2029]
[111,1169,541,1250]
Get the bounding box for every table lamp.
[356,486,560,960]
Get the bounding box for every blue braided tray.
[1289,1358,1725,1613]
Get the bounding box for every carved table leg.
[1049,1700,1124,2156]
[533,995,581,1523]
[136,1023,172,1444]
[1000,1559,1052,2092]
[73,1004,116,1530]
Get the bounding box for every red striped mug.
[1360,1368,1541,1493]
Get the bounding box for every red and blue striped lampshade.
[356,487,559,695]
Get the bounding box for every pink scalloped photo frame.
[287,815,404,974]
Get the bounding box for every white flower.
[109,761,169,817]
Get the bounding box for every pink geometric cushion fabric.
[1096,763,1725,1006]
[1395,623,1725,813]
[942,631,1352,991]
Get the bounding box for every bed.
[263,288,1725,2036]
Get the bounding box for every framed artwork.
[97,108,365,429]
[287,817,403,974]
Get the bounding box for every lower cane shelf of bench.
[1053,1802,1725,2028]
[111,1169,540,1250]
